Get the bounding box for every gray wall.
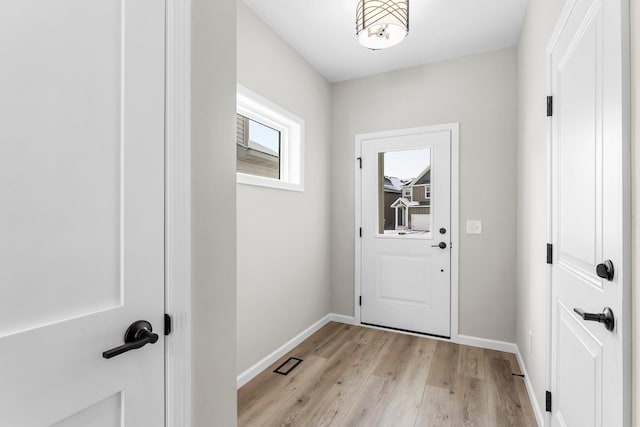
[191,0,237,424]
[515,0,564,414]
[330,48,518,343]
[236,1,332,375]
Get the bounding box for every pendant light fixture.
[356,0,409,50]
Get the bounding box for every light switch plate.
[466,220,482,234]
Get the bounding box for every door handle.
[103,320,159,359]
[573,307,615,331]
[596,260,614,281]
[431,242,447,249]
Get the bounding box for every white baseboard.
[236,314,332,389]
[454,334,518,354]
[515,346,545,427]
[329,313,356,324]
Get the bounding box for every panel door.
[0,0,166,425]
[550,0,627,425]
[360,129,451,337]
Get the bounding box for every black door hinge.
[547,96,553,117]
[359,296,362,306]
[164,313,172,336]
[359,227,362,237]
[357,157,362,169]
[545,391,552,412]
[547,243,553,264]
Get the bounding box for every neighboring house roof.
[384,176,403,193]
[390,197,420,208]
[408,166,431,187]
[248,139,279,157]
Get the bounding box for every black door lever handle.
[103,320,159,359]
[573,307,615,331]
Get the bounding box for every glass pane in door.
[377,148,431,238]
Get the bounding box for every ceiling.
[241,0,529,83]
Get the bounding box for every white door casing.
[548,0,630,425]
[0,0,166,425]
[357,125,455,337]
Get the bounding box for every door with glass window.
[359,127,452,337]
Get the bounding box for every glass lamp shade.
[356,0,409,50]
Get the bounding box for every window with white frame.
[236,85,304,191]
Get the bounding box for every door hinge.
[164,313,172,336]
[359,296,362,306]
[545,390,552,412]
[546,243,553,264]
[357,157,362,169]
[359,227,362,237]
[547,96,553,117]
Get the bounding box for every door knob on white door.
[431,242,447,249]
[573,307,615,332]
[103,320,159,359]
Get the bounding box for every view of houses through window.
[378,148,431,236]
[236,113,281,179]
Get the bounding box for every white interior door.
[359,128,451,337]
[0,0,166,425]
[549,0,629,425]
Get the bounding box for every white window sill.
[236,172,304,192]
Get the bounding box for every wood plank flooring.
[238,322,537,427]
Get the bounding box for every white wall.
[236,1,332,375]
[191,0,237,424]
[515,0,565,415]
[631,1,639,424]
[331,48,518,343]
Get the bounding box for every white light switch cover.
[466,220,482,234]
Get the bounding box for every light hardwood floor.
[238,322,537,427]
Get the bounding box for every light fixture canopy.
[356,0,409,50]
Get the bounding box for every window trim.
[236,84,304,191]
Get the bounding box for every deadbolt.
[596,260,614,281]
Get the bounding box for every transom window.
[236,85,304,191]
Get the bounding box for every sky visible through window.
[384,148,430,180]
[249,119,280,155]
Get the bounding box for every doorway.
[355,124,459,337]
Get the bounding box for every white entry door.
[0,1,166,425]
[359,126,452,337]
[549,0,629,425]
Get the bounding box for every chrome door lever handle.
[431,242,447,249]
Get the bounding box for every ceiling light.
[356,0,409,50]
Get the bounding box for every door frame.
[544,1,631,425]
[354,123,460,340]
[166,0,192,426]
